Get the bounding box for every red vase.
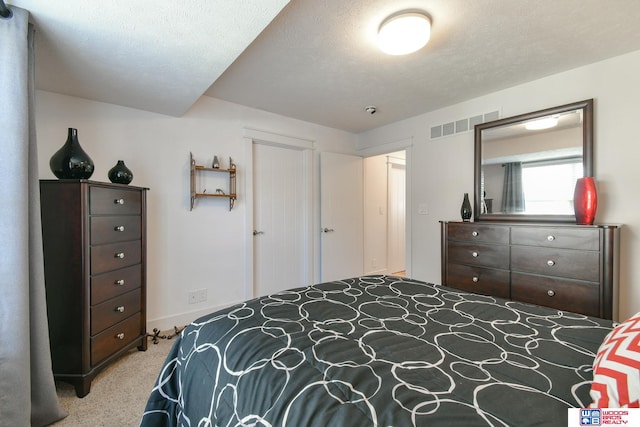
[574,177,597,225]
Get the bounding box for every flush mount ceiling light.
[525,117,558,130]
[378,12,431,55]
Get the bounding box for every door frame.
[243,128,314,300]
[357,138,413,278]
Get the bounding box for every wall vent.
[430,110,500,140]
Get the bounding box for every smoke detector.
[365,106,377,115]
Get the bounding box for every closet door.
[253,143,307,296]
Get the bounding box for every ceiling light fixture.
[378,12,431,55]
[525,117,558,130]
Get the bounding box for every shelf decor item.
[49,128,95,179]
[574,176,597,225]
[460,193,472,222]
[212,155,220,169]
[108,160,134,184]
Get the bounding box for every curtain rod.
[0,0,11,18]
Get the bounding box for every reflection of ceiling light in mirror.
[378,12,431,55]
[525,117,558,130]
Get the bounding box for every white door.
[253,143,307,296]
[320,152,363,282]
[388,161,406,274]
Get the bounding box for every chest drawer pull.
[547,235,555,241]
[547,260,555,266]
[472,276,479,283]
[471,231,479,237]
[547,290,555,297]
[472,251,479,258]
[115,279,125,286]
[115,252,125,259]
[114,225,125,232]
[114,198,125,205]
[115,305,125,313]
[116,332,125,340]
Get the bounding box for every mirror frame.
[474,98,594,222]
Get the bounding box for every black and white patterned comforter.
[140,276,613,426]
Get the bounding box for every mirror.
[474,99,593,222]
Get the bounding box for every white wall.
[357,49,640,322]
[35,93,357,330]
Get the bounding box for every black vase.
[49,128,95,179]
[460,193,472,221]
[108,160,133,185]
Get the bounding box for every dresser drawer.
[91,314,142,366]
[448,241,510,269]
[446,263,510,298]
[91,264,142,305]
[511,273,600,317]
[91,288,141,335]
[91,240,141,274]
[447,223,509,244]
[511,246,599,281]
[511,226,599,250]
[90,186,141,215]
[90,215,141,245]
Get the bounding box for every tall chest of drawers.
[40,180,148,397]
[441,221,619,319]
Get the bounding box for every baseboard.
[147,301,241,332]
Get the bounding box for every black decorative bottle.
[108,160,134,185]
[460,193,472,222]
[49,128,95,179]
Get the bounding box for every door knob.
[253,230,264,236]
[322,228,335,233]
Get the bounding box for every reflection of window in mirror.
[522,158,583,214]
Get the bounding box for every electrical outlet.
[196,289,207,303]
[187,291,198,304]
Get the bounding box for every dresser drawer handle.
[471,251,479,258]
[472,276,479,283]
[114,225,125,232]
[471,231,479,237]
[547,235,555,241]
[115,279,125,286]
[547,290,555,297]
[115,252,125,259]
[116,332,125,340]
[115,306,125,313]
[114,198,125,205]
[547,260,555,266]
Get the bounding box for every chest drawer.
[91,264,142,305]
[90,186,141,215]
[511,273,600,317]
[448,241,510,269]
[91,314,142,366]
[91,240,141,274]
[91,288,141,335]
[445,263,510,298]
[90,215,141,245]
[447,223,509,244]
[511,226,599,250]
[511,246,599,281]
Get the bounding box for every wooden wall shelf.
[190,152,237,211]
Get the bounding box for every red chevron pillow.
[590,312,640,408]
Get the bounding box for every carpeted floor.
[51,333,175,426]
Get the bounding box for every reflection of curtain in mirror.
[501,162,525,213]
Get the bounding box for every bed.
[140,275,617,426]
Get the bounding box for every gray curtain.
[501,162,525,213]
[0,6,67,426]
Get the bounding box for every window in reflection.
[522,158,583,214]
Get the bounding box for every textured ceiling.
[8,0,640,133]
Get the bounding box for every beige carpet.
[51,334,175,426]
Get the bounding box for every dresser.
[440,221,619,319]
[40,180,148,397]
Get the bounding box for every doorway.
[363,150,406,276]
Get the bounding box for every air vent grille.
[430,110,500,140]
